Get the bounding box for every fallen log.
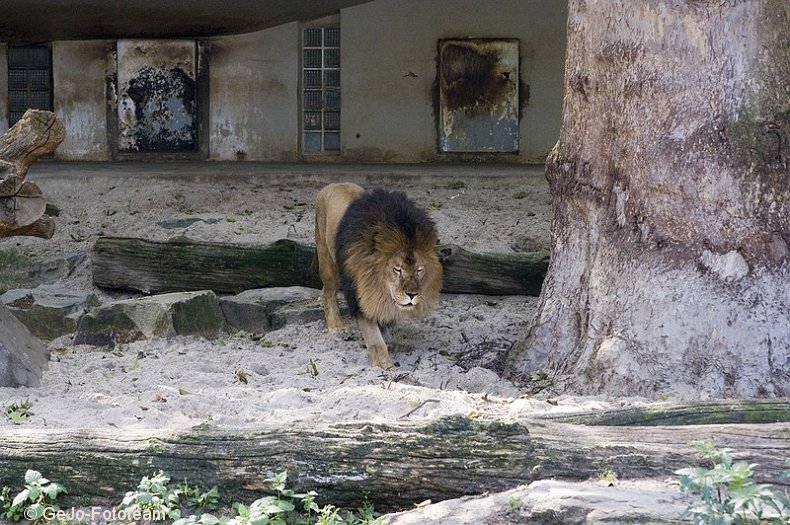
[0,110,65,239]
[90,236,549,296]
[0,405,787,511]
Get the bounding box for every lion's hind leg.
[315,231,345,333]
[357,317,395,369]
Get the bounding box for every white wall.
[209,23,300,161]
[52,41,114,160]
[340,0,567,163]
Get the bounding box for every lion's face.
[386,251,433,310]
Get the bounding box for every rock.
[0,305,49,387]
[157,217,221,229]
[0,249,86,292]
[74,290,226,346]
[1,285,100,340]
[219,286,326,334]
[382,480,687,525]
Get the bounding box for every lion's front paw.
[368,346,395,369]
[327,321,346,333]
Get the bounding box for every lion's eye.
[417,266,425,276]
[394,267,402,276]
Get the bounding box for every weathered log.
[0,110,65,177]
[540,399,790,427]
[0,408,787,511]
[438,244,548,295]
[0,215,55,240]
[0,177,46,227]
[0,417,533,511]
[90,236,549,296]
[0,110,64,238]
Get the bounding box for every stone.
[219,286,325,334]
[74,290,226,346]
[0,305,49,387]
[0,249,86,292]
[1,285,100,340]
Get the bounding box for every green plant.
[177,482,222,511]
[118,470,182,521]
[597,467,618,484]
[676,440,790,524]
[0,470,67,522]
[172,471,382,525]
[5,399,34,425]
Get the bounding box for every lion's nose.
[406,292,417,301]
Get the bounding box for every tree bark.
[0,408,786,511]
[507,1,790,398]
[0,110,64,238]
[90,236,549,296]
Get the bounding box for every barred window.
[7,45,53,126]
[302,27,340,153]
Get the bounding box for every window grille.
[302,27,340,153]
[7,46,53,127]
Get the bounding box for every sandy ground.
[1,161,600,433]
[0,162,681,520]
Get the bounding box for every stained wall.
[52,41,114,160]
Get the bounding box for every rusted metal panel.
[117,40,196,152]
[439,39,519,153]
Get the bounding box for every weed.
[118,470,182,521]
[5,400,34,425]
[0,470,67,522]
[597,468,618,484]
[676,440,790,524]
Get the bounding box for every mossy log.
[540,399,790,426]
[90,236,549,296]
[0,110,64,239]
[0,417,533,511]
[0,408,788,511]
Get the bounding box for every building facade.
[0,0,567,163]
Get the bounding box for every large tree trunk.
[0,110,64,239]
[507,1,790,398]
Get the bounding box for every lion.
[314,182,443,368]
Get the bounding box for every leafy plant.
[4,399,34,425]
[0,470,67,522]
[177,482,222,511]
[172,471,382,525]
[118,470,182,521]
[676,440,790,524]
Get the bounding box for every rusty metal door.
[117,40,196,152]
[438,39,519,153]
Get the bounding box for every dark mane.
[335,187,437,317]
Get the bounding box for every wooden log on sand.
[0,402,787,511]
[0,110,64,239]
[90,236,549,296]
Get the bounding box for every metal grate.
[302,26,340,153]
[7,45,53,127]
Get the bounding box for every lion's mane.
[335,187,442,325]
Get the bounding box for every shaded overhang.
[0,0,373,43]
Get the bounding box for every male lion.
[314,182,442,368]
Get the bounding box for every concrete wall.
[340,0,567,163]
[0,45,7,135]
[209,23,300,161]
[52,41,114,160]
[2,0,566,163]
